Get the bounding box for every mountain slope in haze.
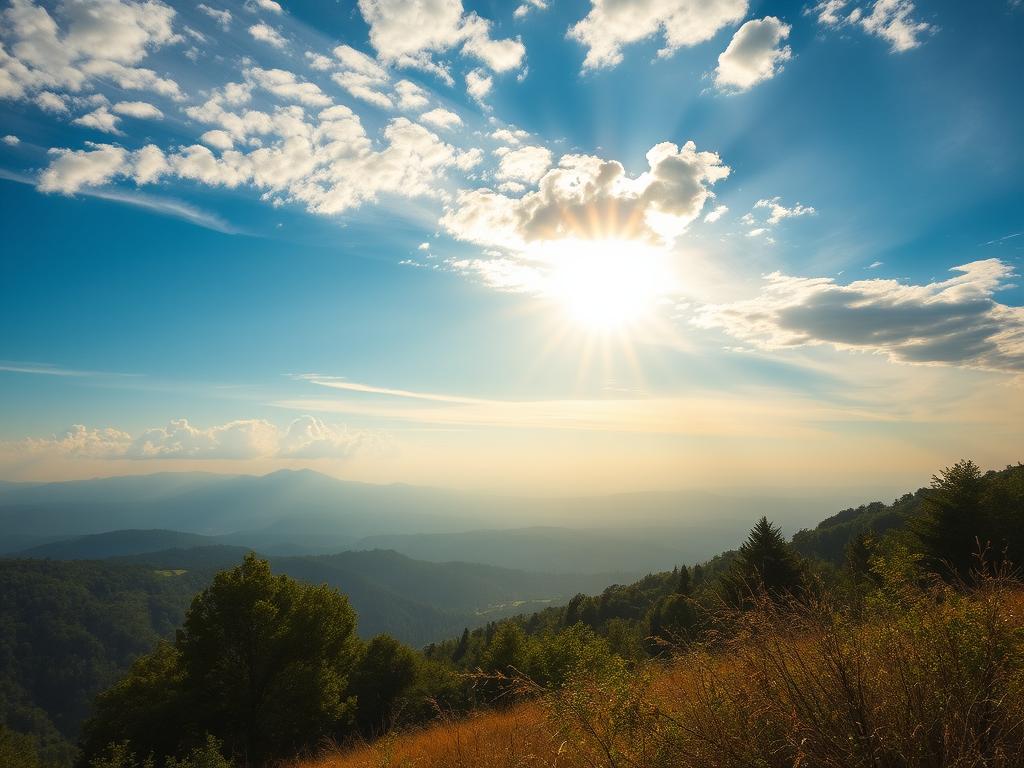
[356,527,697,574]
[0,470,842,568]
[17,529,219,560]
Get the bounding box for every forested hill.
[0,547,627,763]
[792,463,1024,564]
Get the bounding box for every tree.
[722,517,804,604]
[0,726,42,768]
[675,565,692,596]
[348,635,418,734]
[177,554,359,765]
[80,555,361,768]
[912,460,986,579]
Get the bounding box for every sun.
[537,239,672,332]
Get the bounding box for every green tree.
[177,554,359,765]
[348,635,418,734]
[912,460,986,579]
[722,517,804,604]
[0,725,42,768]
[675,565,692,595]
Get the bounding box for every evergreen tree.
[912,460,986,580]
[676,565,692,595]
[452,628,470,663]
[722,517,804,604]
[348,635,417,735]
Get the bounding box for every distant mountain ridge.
[0,469,844,571]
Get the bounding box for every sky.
[0,0,1022,497]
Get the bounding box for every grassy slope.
[297,584,1024,768]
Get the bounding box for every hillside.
[17,530,219,560]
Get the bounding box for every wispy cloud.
[0,167,238,234]
[0,361,140,378]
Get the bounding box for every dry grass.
[295,582,1024,768]
[297,705,558,768]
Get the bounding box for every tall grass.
[298,571,1024,768]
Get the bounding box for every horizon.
[2,0,1023,501]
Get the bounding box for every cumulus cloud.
[394,79,429,109]
[3,134,20,145]
[40,98,471,216]
[0,0,182,102]
[514,0,548,19]
[112,100,163,119]
[695,259,1024,373]
[714,17,792,92]
[704,204,728,223]
[808,0,934,53]
[858,0,934,52]
[357,0,525,74]
[197,3,231,29]
[8,417,370,461]
[248,22,286,48]
[72,106,123,134]
[569,0,748,70]
[466,68,492,101]
[247,67,331,107]
[442,140,729,250]
[494,144,552,184]
[754,197,816,224]
[34,90,68,112]
[419,107,462,129]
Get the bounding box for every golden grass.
[297,583,1024,768]
[298,704,558,768]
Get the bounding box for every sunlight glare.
[537,239,672,332]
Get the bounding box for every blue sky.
[0,0,1022,496]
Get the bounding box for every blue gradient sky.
[0,0,1021,495]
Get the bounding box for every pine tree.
[723,516,804,604]
[912,460,986,580]
[676,564,691,595]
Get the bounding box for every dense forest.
[2,460,1023,768]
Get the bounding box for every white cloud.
[746,227,767,237]
[714,17,792,92]
[247,67,331,107]
[442,140,729,250]
[332,71,393,108]
[569,0,748,70]
[466,68,492,101]
[248,22,286,48]
[112,100,163,119]
[868,260,883,269]
[808,0,934,53]
[40,106,466,217]
[37,142,171,193]
[514,0,548,19]
[72,106,122,134]
[695,259,1024,373]
[808,0,850,27]
[494,144,551,183]
[419,107,462,129]
[704,203,728,222]
[754,197,816,224]
[490,127,530,145]
[0,0,182,102]
[2,134,19,145]
[858,0,933,52]
[200,129,234,150]
[248,0,283,14]
[333,44,389,79]
[10,416,370,461]
[34,90,68,112]
[304,51,333,71]
[357,0,525,74]
[394,79,429,109]
[198,3,232,29]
